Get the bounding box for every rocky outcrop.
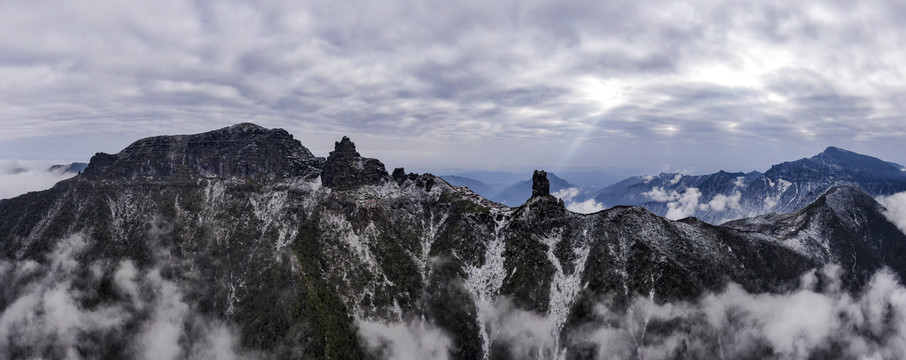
[321,136,389,190]
[82,123,324,180]
[532,170,550,198]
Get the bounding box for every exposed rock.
[82,123,323,180]
[392,167,406,184]
[532,170,550,198]
[321,136,389,190]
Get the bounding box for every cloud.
[565,199,607,214]
[0,161,77,200]
[571,264,906,359]
[0,234,255,360]
[358,319,452,360]
[0,1,904,171]
[458,263,906,359]
[643,186,703,220]
[698,190,742,212]
[553,187,607,214]
[878,191,906,235]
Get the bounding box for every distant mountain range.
[442,172,579,206]
[595,146,906,223]
[444,147,906,224]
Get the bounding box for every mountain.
[1,124,905,359]
[595,147,906,224]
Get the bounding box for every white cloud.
[667,174,684,186]
[643,186,703,220]
[565,199,606,214]
[0,161,77,200]
[699,191,743,212]
[0,234,254,360]
[574,264,906,359]
[878,191,906,235]
[358,319,452,360]
[552,187,580,202]
[553,187,607,214]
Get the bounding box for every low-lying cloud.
[574,265,906,359]
[878,191,906,236]
[0,234,254,360]
[643,186,703,220]
[642,176,746,221]
[368,264,906,359]
[0,161,78,200]
[553,187,606,214]
[358,319,452,360]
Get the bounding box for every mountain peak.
[321,137,389,189]
[229,122,267,132]
[333,136,359,156]
[83,123,323,180]
[532,170,550,198]
[818,146,857,158]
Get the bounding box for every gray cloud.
[358,319,452,360]
[0,0,904,172]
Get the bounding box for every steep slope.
[1,125,905,359]
[724,186,906,284]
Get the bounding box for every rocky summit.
[321,136,389,190]
[83,123,324,180]
[1,123,906,359]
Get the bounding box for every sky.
[1,0,904,175]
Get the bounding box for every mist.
[0,234,256,360]
[878,191,906,236]
[362,264,906,359]
[0,161,78,200]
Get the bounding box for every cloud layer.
[0,161,76,200]
[0,0,904,171]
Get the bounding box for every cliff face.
[1,124,905,360]
[321,136,389,190]
[83,123,324,180]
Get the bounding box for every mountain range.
[444,146,906,225]
[1,124,905,359]
[593,146,906,224]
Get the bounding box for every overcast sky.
[1,0,904,175]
